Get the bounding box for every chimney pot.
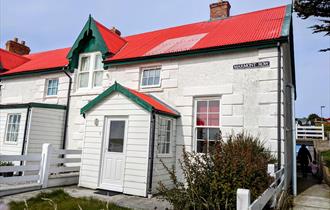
[5,38,30,55]
[110,27,121,36]
[210,1,231,21]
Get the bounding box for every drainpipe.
[21,104,31,156]
[287,84,297,196]
[147,110,156,197]
[277,42,282,170]
[62,68,72,149]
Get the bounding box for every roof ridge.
[25,47,71,57]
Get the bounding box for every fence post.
[268,164,277,208]
[39,143,52,188]
[237,189,250,210]
[321,124,325,140]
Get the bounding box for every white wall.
[79,93,151,197]
[0,108,27,156]
[26,107,65,154]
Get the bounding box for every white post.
[321,124,325,140]
[39,143,52,188]
[268,164,277,207]
[237,189,250,210]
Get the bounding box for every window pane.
[208,114,219,126]
[209,128,221,140]
[154,76,160,85]
[147,77,154,86]
[80,56,90,72]
[197,140,207,153]
[209,141,216,153]
[108,121,125,152]
[197,101,207,113]
[197,113,207,126]
[94,54,103,70]
[141,68,161,87]
[93,71,103,87]
[209,100,220,112]
[154,69,160,77]
[79,73,89,88]
[197,128,207,140]
[142,78,148,86]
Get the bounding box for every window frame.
[4,113,22,144]
[157,117,173,157]
[140,66,162,88]
[45,78,59,97]
[77,52,104,90]
[194,97,221,154]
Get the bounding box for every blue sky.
[1,0,329,118]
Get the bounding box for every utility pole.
[321,105,325,120]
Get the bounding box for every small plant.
[321,150,330,168]
[158,132,275,210]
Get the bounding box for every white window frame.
[140,66,162,88]
[45,78,59,97]
[157,117,173,157]
[77,52,104,90]
[194,97,221,153]
[4,113,21,144]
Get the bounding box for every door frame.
[98,115,128,191]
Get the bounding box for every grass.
[321,150,330,168]
[9,189,131,210]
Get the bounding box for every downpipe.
[62,68,72,149]
[147,111,156,197]
[277,42,282,170]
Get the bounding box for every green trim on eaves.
[104,38,288,68]
[80,82,153,115]
[281,4,292,37]
[0,67,64,80]
[0,102,66,110]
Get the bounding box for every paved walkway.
[0,186,172,210]
[293,184,330,210]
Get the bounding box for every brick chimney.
[210,0,231,21]
[110,27,121,36]
[5,38,30,55]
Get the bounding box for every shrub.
[157,132,275,210]
[321,150,330,168]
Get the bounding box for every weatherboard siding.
[26,108,65,154]
[79,93,151,197]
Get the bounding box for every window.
[5,114,21,143]
[158,118,172,154]
[195,99,221,153]
[141,67,161,87]
[78,52,104,89]
[108,121,126,153]
[46,79,59,96]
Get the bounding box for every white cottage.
[0,2,296,197]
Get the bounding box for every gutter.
[147,110,156,197]
[277,42,282,170]
[62,68,72,149]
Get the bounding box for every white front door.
[99,117,127,192]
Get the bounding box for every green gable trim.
[104,37,288,68]
[0,67,64,80]
[80,82,153,115]
[66,15,109,71]
[0,102,66,110]
[281,4,292,37]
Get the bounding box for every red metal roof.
[0,49,30,70]
[94,20,127,54]
[0,48,70,76]
[108,5,288,62]
[0,5,290,77]
[127,88,178,116]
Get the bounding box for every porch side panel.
[79,93,151,196]
[152,114,177,193]
[0,108,27,156]
[26,108,65,154]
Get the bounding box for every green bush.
[157,132,275,210]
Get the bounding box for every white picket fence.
[0,144,81,197]
[237,164,285,210]
[296,124,325,140]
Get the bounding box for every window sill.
[4,141,18,145]
[44,95,58,98]
[139,87,163,93]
